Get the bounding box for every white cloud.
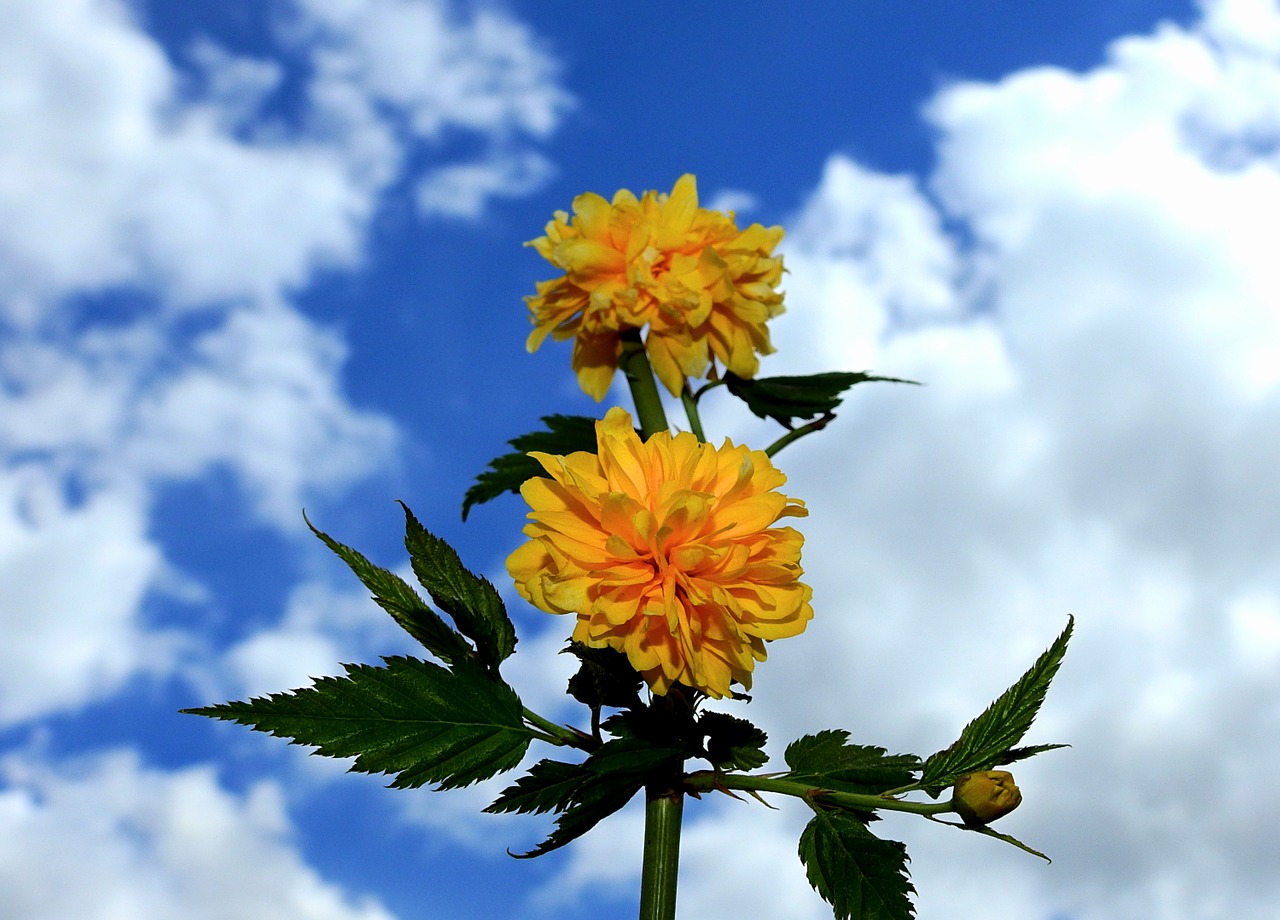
[417,150,555,218]
[0,749,396,920]
[0,0,569,726]
[657,1,1280,918]
[0,474,171,726]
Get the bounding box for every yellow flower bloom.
[506,407,812,698]
[524,175,786,400]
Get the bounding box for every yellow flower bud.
[951,770,1022,827]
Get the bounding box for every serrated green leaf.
[799,809,915,920]
[784,730,921,794]
[305,514,474,666]
[182,657,532,790]
[920,616,1074,791]
[484,758,588,816]
[997,743,1071,766]
[724,371,920,427]
[401,503,516,673]
[462,414,601,519]
[699,711,769,771]
[506,737,683,858]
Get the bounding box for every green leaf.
[784,730,921,795]
[724,371,920,427]
[920,616,1074,792]
[306,514,473,666]
[699,711,769,771]
[182,657,532,790]
[799,809,915,920]
[484,758,587,816]
[500,738,683,858]
[401,503,517,673]
[462,414,601,520]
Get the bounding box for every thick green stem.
[685,771,955,818]
[619,329,670,439]
[638,785,684,920]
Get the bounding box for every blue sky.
[4,1,1280,918]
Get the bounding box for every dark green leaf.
[182,657,532,790]
[306,514,474,665]
[920,616,1074,792]
[724,371,920,427]
[564,643,643,710]
[699,711,769,771]
[784,730,921,794]
[401,503,516,672]
[462,414,601,519]
[799,809,915,920]
[997,743,1071,766]
[484,758,588,816]
[505,737,683,858]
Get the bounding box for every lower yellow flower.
[506,407,812,698]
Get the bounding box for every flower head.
[524,175,786,400]
[506,407,812,698]
[951,771,1023,827]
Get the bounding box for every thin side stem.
[685,770,955,818]
[764,413,835,458]
[522,708,592,749]
[619,329,670,439]
[638,785,684,920]
[680,384,707,442]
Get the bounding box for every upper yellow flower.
[524,175,786,401]
[506,407,812,698]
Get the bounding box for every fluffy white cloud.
[666,1,1280,918]
[0,0,569,728]
[0,750,396,920]
[0,474,170,725]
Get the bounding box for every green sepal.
[920,616,1074,794]
[799,808,916,920]
[491,738,685,858]
[401,502,516,674]
[182,657,532,790]
[306,514,473,666]
[724,371,920,427]
[564,643,644,711]
[784,730,921,795]
[699,711,768,771]
[462,414,601,520]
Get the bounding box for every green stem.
[764,413,836,458]
[638,784,684,920]
[680,384,707,442]
[685,771,955,818]
[522,707,592,750]
[619,329,670,439]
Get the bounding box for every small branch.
[764,413,837,458]
[684,770,954,818]
[680,384,707,442]
[619,329,670,439]
[523,708,594,750]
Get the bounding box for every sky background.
[2,0,1278,918]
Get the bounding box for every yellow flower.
[951,771,1023,827]
[524,174,786,400]
[506,407,812,698]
